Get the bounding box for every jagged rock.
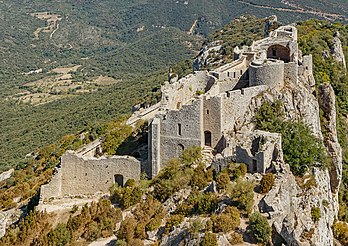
[318,83,343,193]
[262,164,336,245]
[0,169,14,182]
[0,208,22,239]
[331,32,347,70]
[217,234,231,245]
[264,15,278,37]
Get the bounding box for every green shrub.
[111,184,143,209]
[151,158,193,202]
[84,221,101,241]
[311,207,321,222]
[249,212,271,244]
[227,163,247,180]
[47,224,71,246]
[194,193,218,215]
[165,214,184,234]
[333,222,348,245]
[216,172,230,190]
[117,217,137,242]
[229,232,243,245]
[201,232,218,246]
[211,206,240,233]
[180,146,202,166]
[260,173,275,194]
[228,180,254,213]
[255,100,327,176]
[125,179,136,187]
[190,165,213,190]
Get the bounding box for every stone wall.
[40,169,62,198]
[155,98,204,172]
[161,71,215,110]
[284,62,298,84]
[40,152,141,200]
[203,96,222,148]
[212,56,249,81]
[220,85,268,133]
[234,131,282,173]
[249,59,284,88]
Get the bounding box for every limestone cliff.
[240,71,342,245]
[331,32,347,71]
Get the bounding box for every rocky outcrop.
[331,32,347,71]
[262,163,336,245]
[241,68,340,245]
[0,169,14,182]
[318,83,343,193]
[0,208,22,238]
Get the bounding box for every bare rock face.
[318,83,343,193]
[331,32,347,71]
[242,71,341,245]
[0,169,14,182]
[0,208,22,238]
[262,163,336,245]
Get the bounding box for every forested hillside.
[0,0,347,170]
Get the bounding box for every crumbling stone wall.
[161,71,215,110]
[40,152,140,200]
[234,131,282,173]
[220,85,268,133]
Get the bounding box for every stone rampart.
[220,85,268,132]
[40,152,140,200]
[161,71,215,110]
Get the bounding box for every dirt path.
[237,0,348,22]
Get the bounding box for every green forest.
[1,0,347,171]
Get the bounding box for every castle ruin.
[148,25,313,177]
[40,24,315,201]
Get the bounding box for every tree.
[249,212,271,244]
[216,172,230,190]
[211,206,240,233]
[228,180,254,213]
[259,173,275,194]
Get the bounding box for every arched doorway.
[267,44,291,62]
[114,174,124,187]
[204,131,212,147]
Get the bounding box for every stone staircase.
[202,146,215,166]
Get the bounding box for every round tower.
[249,59,284,88]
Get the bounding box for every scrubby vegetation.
[259,173,275,194]
[249,212,272,244]
[333,221,348,245]
[255,100,327,176]
[311,207,321,222]
[0,199,122,245]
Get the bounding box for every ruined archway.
[114,174,124,187]
[177,144,185,156]
[204,131,212,147]
[267,44,291,62]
